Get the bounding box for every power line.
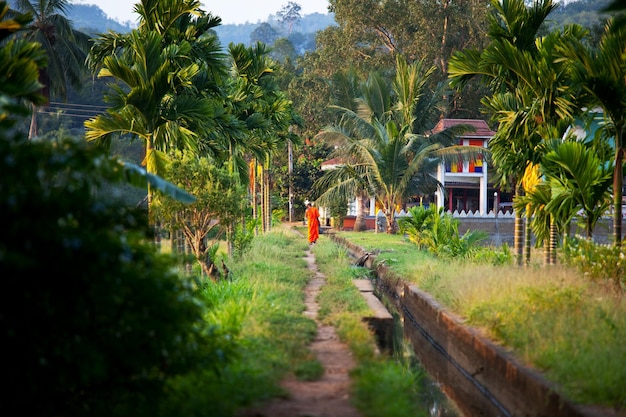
[40,102,109,120]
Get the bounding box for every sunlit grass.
[188,226,320,411]
[334,230,626,409]
[312,234,434,416]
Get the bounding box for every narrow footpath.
[237,246,363,417]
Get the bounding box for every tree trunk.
[550,220,557,265]
[264,161,271,232]
[524,211,532,266]
[353,192,368,232]
[28,105,38,139]
[251,160,259,235]
[612,128,624,247]
[514,185,524,266]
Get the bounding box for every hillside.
[549,0,614,30]
[14,1,608,50]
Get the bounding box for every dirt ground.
[236,247,363,417]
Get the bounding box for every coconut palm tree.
[315,55,479,234]
[10,0,90,138]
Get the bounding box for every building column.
[436,164,445,212]
[480,163,488,214]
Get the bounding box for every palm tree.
[10,0,90,139]
[315,56,479,234]
[323,68,369,231]
[85,0,229,187]
[514,139,612,265]
[558,20,626,246]
[85,0,232,249]
[0,2,47,113]
[448,0,579,265]
[543,140,613,240]
[226,42,298,233]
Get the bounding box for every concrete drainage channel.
[331,234,613,417]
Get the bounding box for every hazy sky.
[72,0,331,25]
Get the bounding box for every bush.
[399,205,488,259]
[0,135,237,417]
[562,236,626,292]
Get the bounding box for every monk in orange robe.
[305,201,320,245]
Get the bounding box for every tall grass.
[336,230,626,409]
[163,227,319,415]
[313,233,452,417]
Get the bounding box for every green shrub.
[400,205,488,259]
[473,242,514,265]
[563,236,625,292]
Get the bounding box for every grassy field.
[333,230,626,410]
[161,225,624,414]
[182,225,444,417]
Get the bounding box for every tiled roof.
[429,119,495,137]
[320,157,343,170]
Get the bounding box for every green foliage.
[233,217,260,258]
[154,151,247,274]
[352,361,428,417]
[399,205,488,259]
[562,236,626,292]
[11,0,91,104]
[0,2,48,115]
[473,242,514,266]
[0,134,238,417]
[86,0,232,178]
[398,205,440,249]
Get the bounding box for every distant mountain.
[16,1,609,49]
[549,0,614,29]
[66,3,135,34]
[63,2,335,52]
[7,1,134,34]
[213,12,336,49]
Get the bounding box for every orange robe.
[306,206,320,243]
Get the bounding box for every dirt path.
[236,247,363,417]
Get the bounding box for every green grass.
[312,233,444,417]
[172,227,319,414]
[169,224,624,413]
[334,229,626,410]
[197,225,434,416]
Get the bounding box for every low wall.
[339,213,619,245]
